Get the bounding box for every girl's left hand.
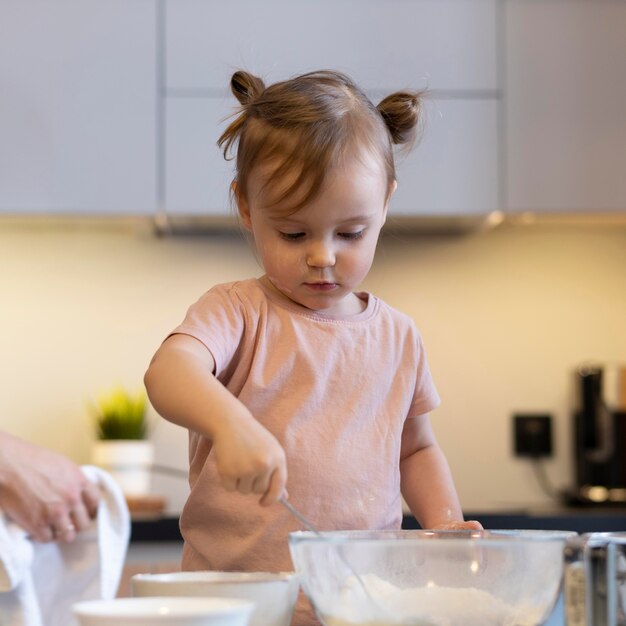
[431,520,484,531]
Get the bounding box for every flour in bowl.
[318,574,544,626]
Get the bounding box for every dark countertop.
[131,516,183,542]
[405,507,626,533]
[130,506,626,543]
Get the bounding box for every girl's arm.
[399,414,482,530]
[144,333,287,505]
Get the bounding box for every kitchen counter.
[128,510,603,624]
[406,506,626,533]
[130,506,626,542]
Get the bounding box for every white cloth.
[0,465,130,626]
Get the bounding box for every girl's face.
[237,151,395,315]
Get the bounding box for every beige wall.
[1,220,625,513]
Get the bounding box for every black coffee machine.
[569,364,626,505]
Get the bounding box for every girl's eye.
[338,230,364,240]
[279,232,305,241]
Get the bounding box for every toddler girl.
[145,69,481,626]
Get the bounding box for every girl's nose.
[306,240,335,268]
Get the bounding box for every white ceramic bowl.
[72,596,254,626]
[131,571,299,626]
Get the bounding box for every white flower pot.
[92,440,154,496]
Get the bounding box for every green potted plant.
[90,387,154,496]
[93,387,148,440]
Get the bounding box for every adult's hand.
[0,432,100,543]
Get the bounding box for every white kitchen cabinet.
[393,99,499,216]
[162,0,499,218]
[505,1,626,213]
[0,0,157,215]
[165,97,233,217]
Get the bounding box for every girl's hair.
[218,69,423,212]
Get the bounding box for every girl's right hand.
[211,414,287,506]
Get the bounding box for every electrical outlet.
[513,414,553,458]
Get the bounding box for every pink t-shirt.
[170,277,440,625]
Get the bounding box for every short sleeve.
[407,330,441,417]
[167,283,247,377]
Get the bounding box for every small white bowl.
[72,596,254,626]
[131,571,299,626]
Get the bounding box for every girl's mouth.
[304,282,337,292]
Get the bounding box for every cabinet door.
[165,98,233,216]
[505,1,626,213]
[165,0,497,92]
[393,99,499,215]
[0,0,157,215]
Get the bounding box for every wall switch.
[513,414,553,458]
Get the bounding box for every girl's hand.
[431,520,484,531]
[211,415,287,506]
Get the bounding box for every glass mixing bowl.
[289,529,574,626]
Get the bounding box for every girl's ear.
[382,179,398,224]
[233,181,252,231]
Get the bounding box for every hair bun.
[231,71,266,105]
[377,91,423,147]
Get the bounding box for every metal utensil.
[279,497,320,535]
[279,496,390,616]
